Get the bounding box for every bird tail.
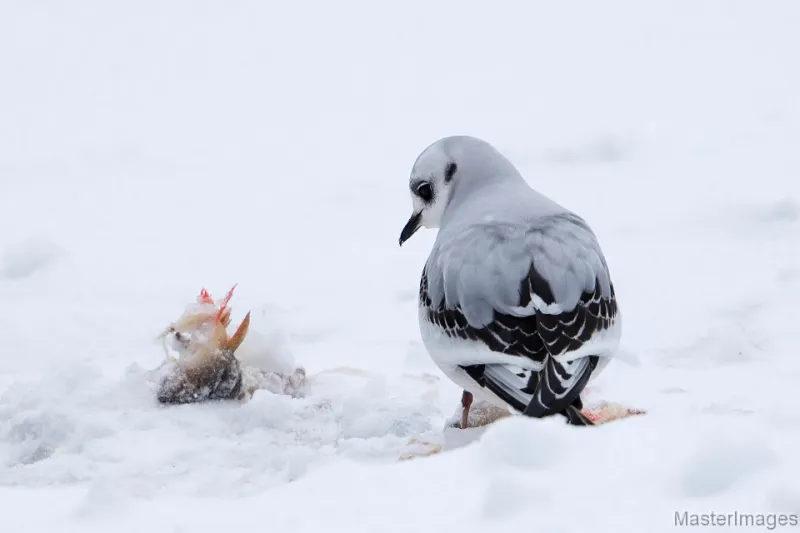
[522,355,599,424]
[477,355,599,425]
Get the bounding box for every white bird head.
[399,135,523,246]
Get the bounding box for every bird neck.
[443,174,526,226]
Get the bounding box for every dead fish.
[156,285,251,404]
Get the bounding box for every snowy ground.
[2,1,800,531]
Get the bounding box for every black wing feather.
[420,263,617,423]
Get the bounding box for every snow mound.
[17,413,796,533]
[1,237,63,280]
[0,363,443,497]
[234,305,298,375]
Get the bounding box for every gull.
[399,136,620,428]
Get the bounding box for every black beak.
[399,212,422,246]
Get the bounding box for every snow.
[2,0,800,531]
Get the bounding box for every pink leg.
[460,390,473,429]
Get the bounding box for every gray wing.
[421,212,619,418]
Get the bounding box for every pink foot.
[581,403,646,424]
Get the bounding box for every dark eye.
[444,161,457,182]
[416,182,433,202]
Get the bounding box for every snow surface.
[2,1,800,531]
